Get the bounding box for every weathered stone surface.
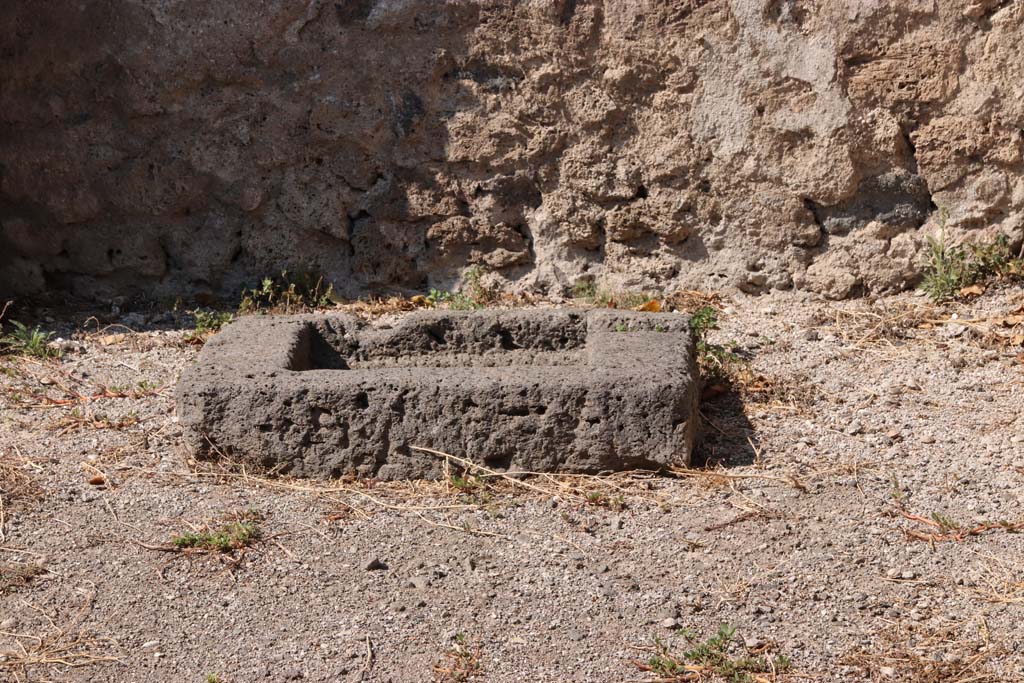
[176,309,698,478]
[2,1,1023,300]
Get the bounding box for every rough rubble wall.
[1,0,1022,301]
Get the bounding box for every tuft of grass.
[171,511,262,553]
[1,321,60,358]
[194,310,233,334]
[845,620,1007,683]
[921,226,1021,302]
[584,491,626,512]
[238,270,337,315]
[448,473,483,494]
[571,280,661,309]
[427,266,498,311]
[637,625,791,683]
[433,632,482,683]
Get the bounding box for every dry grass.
[125,445,710,545]
[433,634,482,683]
[0,588,121,682]
[965,556,1024,605]
[0,561,46,594]
[49,408,139,435]
[0,628,119,682]
[0,448,42,544]
[844,618,1019,683]
[2,358,168,409]
[737,372,823,414]
[817,296,1024,363]
[894,501,1024,544]
[815,300,938,349]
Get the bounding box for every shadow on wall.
[0,0,500,302]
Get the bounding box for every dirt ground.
[2,288,1023,683]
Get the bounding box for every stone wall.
[1,0,1022,301]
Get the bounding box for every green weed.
[921,225,1021,302]
[584,491,626,512]
[571,280,661,309]
[171,512,262,553]
[639,625,791,683]
[238,270,337,314]
[426,266,497,310]
[0,321,60,358]
[688,306,745,386]
[194,310,234,334]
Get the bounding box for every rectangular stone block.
[175,309,699,479]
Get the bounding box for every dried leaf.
[1012,334,1024,346]
[635,299,662,313]
[410,295,428,306]
[98,333,126,345]
[959,284,985,297]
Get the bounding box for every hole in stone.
[483,452,513,470]
[295,313,589,370]
[500,406,530,417]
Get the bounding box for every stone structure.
[175,309,699,478]
[2,1,1022,300]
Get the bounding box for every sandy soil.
[1,288,1023,683]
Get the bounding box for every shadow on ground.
[693,388,758,467]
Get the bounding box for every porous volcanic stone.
[176,309,698,479]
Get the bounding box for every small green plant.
[930,512,961,534]
[920,220,1021,301]
[206,675,222,683]
[571,280,661,310]
[171,512,262,553]
[688,306,744,386]
[426,288,478,310]
[136,379,161,393]
[889,474,906,504]
[639,625,791,683]
[449,473,483,493]
[1,321,60,358]
[238,270,337,314]
[572,278,598,300]
[426,266,497,311]
[194,310,234,334]
[585,491,626,511]
[688,306,718,338]
[462,265,497,306]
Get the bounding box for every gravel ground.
[1,288,1023,683]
